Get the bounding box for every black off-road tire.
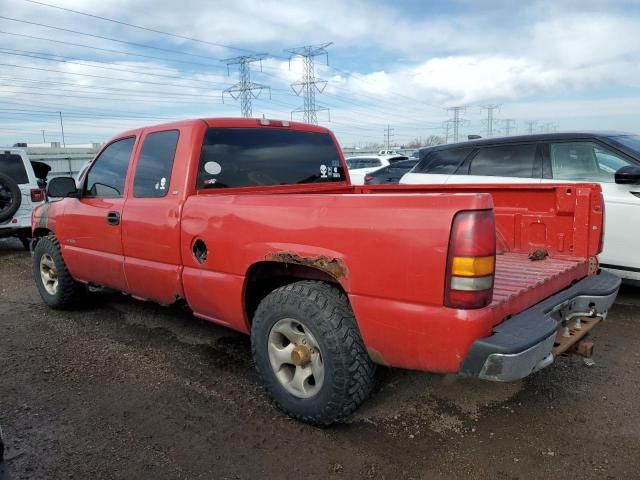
[32,235,82,309]
[251,281,376,425]
[0,172,21,222]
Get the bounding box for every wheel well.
[244,261,344,324]
[33,228,52,238]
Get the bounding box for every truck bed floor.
[492,253,588,308]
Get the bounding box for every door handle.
[106,211,120,226]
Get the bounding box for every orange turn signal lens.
[451,256,495,277]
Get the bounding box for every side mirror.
[615,165,640,185]
[47,177,78,198]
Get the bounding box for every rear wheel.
[32,236,82,309]
[251,281,375,425]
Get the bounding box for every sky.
[2,0,640,148]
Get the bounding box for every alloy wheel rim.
[39,254,58,295]
[267,318,325,399]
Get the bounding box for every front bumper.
[460,270,621,382]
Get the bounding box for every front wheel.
[32,236,82,309]
[251,281,375,425]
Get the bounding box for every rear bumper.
[459,270,621,382]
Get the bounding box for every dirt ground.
[1,238,639,480]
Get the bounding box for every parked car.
[345,154,408,184]
[377,149,398,155]
[364,159,418,184]
[31,118,619,424]
[400,132,640,282]
[0,149,46,249]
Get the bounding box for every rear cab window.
[0,152,29,184]
[197,128,345,189]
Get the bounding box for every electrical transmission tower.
[384,125,394,148]
[446,107,466,143]
[481,104,500,137]
[222,54,270,118]
[502,118,516,136]
[525,120,537,134]
[285,42,332,124]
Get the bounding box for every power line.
[285,43,332,124]
[0,31,217,69]
[222,54,270,117]
[22,0,257,54]
[0,15,227,63]
[0,48,231,86]
[0,62,230,91]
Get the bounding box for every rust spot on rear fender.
[265,251,349,280]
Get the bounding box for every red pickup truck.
[31,118,620,424]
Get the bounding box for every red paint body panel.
[32,118,606,374]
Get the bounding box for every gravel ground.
[1,237,639,479]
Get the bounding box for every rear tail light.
[445,210,496,309]
[30,188,45,203]
[364,175,373,183]
[598,195,605,254]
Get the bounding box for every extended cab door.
[57,136,137,291]
[120,127,186,304]
[446,143,542,184]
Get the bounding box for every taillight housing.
[444,210,496,309]
[30,188,45,203]
[598,196,605,254]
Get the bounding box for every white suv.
[401,132,640,282]
[0,149,47,249]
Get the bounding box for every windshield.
[609,135,640,157]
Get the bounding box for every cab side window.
[133,130,179,198]
[84,137,135,198]
[468,144,538,178]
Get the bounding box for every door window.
[84,137,135,197]
[468,144,538,178]
[414,147,473,174]
[133,130,179,198]
[550,142,635,182]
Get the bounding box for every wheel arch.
[244,261,348,325]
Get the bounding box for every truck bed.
[492,252,588,312]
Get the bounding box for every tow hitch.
[552,308,605,358]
